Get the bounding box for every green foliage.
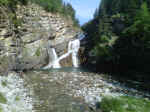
[99,0,142,16]
[28,0,79,26]
[81,19,100,61]
[62,3,79,26]
[35,48,41,56]
[93,35,111,59]
[0,106,2,112]
[1,81,7,87]
[0,0,9,5]
[29,0,63,13]
[0,92,7,104]
[114,2,150,72]
[101,96,150,112]
[101,96,125,112]
[0,0,79,26]
[0,0,27,7]
[63,3,75,18]
[83,0,150,75]
[123,2,150,39]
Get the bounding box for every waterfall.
[51,48,61,68]
[70,39,80,67]
[57,42,72,61]
[44,39,80,69]
[58,39,80,67]
[44,48,61,69]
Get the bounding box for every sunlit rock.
[0,72,34,112]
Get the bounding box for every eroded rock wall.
[0,3,80,72]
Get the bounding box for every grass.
[0,92,7,104]
[100,96,150,112]
[0,106,2,112]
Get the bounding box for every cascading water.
[44,38,81,69]
[70,39,80,67]
[44,48,61,69]
[51,48,61,68]
[57,39,80,67]
[57,42,72,61]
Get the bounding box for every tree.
[113,2,150,73]
[123,2,150,48]
[63,3,79,26]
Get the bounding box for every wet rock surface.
[22,70,150,112]
[23,71,99,112]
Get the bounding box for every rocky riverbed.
[0,70,149,112]
[21,70,150,112]
[0,72,34,112]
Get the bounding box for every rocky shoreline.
[21,70,150,112]
[0,70,149,112]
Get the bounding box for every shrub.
[101,96,150,112]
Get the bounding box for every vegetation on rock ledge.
[0,0,79,26]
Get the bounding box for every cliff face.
[0,3,80,72]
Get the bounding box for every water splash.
[51,48,61,68]
[44,48,61,69]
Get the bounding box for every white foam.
[71,39,80,67]
[44,48,61,69]
[44,39,80,69]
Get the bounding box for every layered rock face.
[0,3,81,72]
